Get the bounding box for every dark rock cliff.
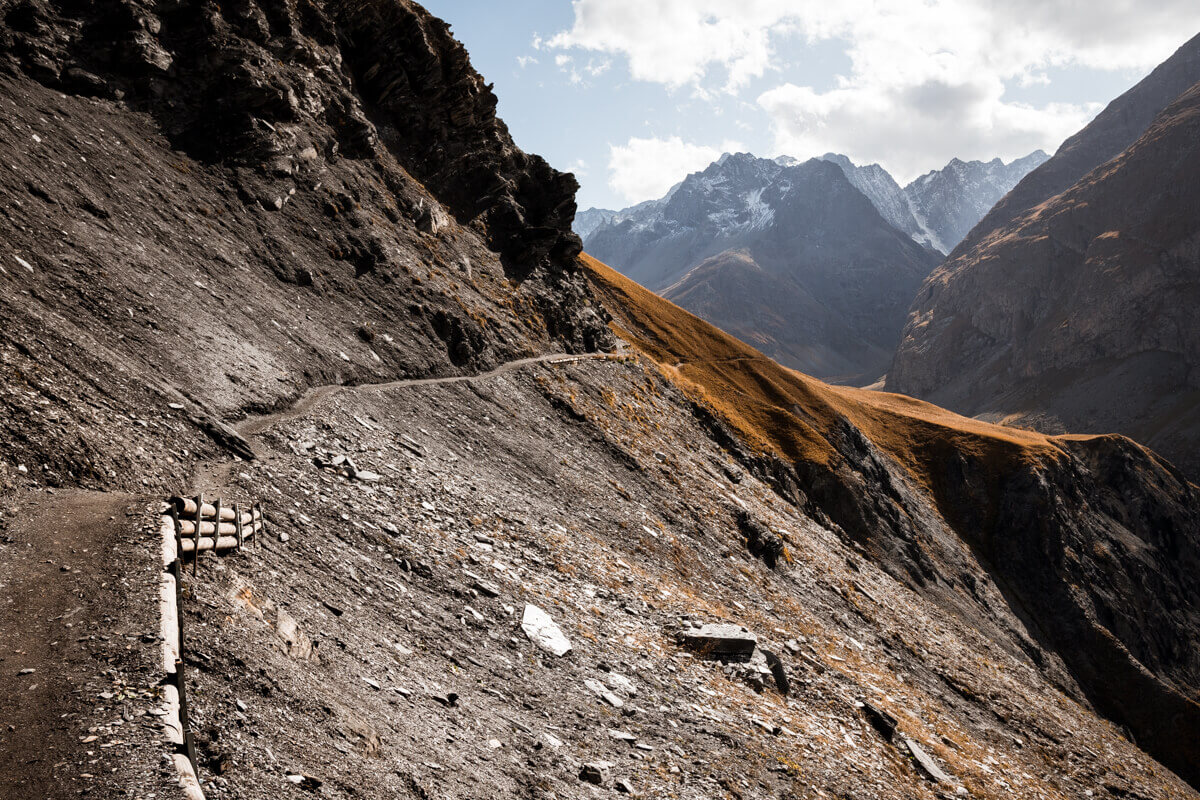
[0,0,583,268]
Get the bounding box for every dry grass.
[580,253,1093,522]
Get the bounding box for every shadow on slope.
[583,253,1200,789]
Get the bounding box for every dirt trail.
[239,352,614,436]
[0,490,151,798]
[191,351,619,493]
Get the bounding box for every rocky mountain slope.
[903,152,1049,253]
[581,150,1046,260]
[890,76,1200,482]
[0,2,1197,799]
[585,154,941,382]
[954,31,1200,255]
[814,153,928,245]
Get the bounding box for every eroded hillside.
[0,1,1197,799]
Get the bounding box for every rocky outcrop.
[954,32,1200,255]
[890,80,1200,480]
[330,0,583,266]
[0,0,583,268]
[902,151,1049,253]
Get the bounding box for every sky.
[421,1,1200,211]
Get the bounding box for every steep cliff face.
[903,151,1049,253]
[954,31,1200,255]
[890,80,1200,481]
[0,0,583,268]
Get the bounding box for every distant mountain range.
[578,150,1046,260]
[580,153,940,382]
[576,149,1044,382]
[890,31,1200,482]
[814,151,1048,253]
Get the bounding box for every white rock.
[521,604,571,657]
[606,672,637,696]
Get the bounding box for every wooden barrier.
[168,496,266,554]
[177,519,263,537]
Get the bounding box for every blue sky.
[422,1,1197,212]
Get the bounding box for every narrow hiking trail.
[0,490,164,798]
[190,350,622,494]
[0,348,623,795]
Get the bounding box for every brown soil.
[0,490,174,798]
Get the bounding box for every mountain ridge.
[952,31,1200,256]
[889,75,1200,483]
[585,153,941,382]
[578,149,1047,256]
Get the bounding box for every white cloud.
[552,0,1200,180]
[586,59,612,78]
[607,136,744,204]
[550,0,799,92]
[517,55,539,69]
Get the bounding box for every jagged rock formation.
[890,77,1200,482]
[573,207,619,240]
[585,153,786,291]
[0,2,1197,798]
[585,154,940,382]
[815,153,928,245]
[0,0,584,268]
[955,31,1200,255]
[903,151,1049,253]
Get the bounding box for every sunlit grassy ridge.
[581,252,1103,527]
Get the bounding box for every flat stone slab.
[521,604,571,657]
[680,623,757,660]
[902,735,954,783]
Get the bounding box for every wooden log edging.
[168,496,263,552]
[154,495,263,797]
[158,511,205,800]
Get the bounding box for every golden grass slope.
[581,252,1151,517]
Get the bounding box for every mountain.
[955,32,1200,254]
[586,152,785,290]
[0,1,1199,799]
[573,207,619,240]
[586,153,941,382]
[815,153,927,244]
[903,151,1050,252]
[586,254,1200,793]
[890,78,1200,481]
[579,150,1045,382]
